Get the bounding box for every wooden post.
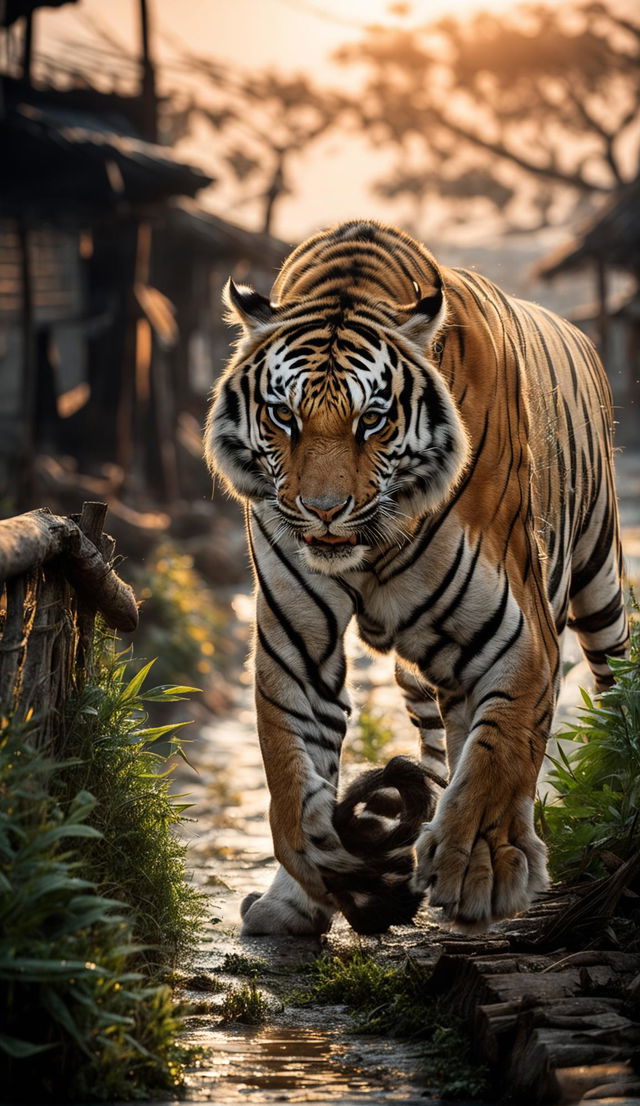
[75,501,108,678]
[139,0,158,142]
[17,217,37,509]
[596,257,609,366]
[116,222,150,484]
[0,575,28,710]
[0,503,138,750]
[22,12,33,82]
[153,346,180,503]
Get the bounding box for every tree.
[336,1,640,231]
[176,59,350,235]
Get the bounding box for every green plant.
[296,951,488,1098]
[351,708,394,763]
[219,983,269,1024]
[536,613,640,882]
[59,639,206,974]
[127,542,229,688]
[0,718,187,1101]
[297,948,396,1006]
[221,953,267,977]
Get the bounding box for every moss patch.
[295,950,490,1099]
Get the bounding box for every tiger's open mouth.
[302,534,358,547]
[297,529,369,574]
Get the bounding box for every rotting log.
[0,506,138,632]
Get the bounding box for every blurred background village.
[1,0,639,708]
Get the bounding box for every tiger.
[204,219,628,936]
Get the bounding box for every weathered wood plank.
[555,1063,638,1103]
[508,1025,630,1102]
[0,508,138,632]
[429,936,640,1104]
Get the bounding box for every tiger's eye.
[361,411,385,427]
[274,405,293,422]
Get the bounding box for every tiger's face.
[206,281,469,576]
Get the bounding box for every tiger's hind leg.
[568,510,629,690]
[241,867,334,936]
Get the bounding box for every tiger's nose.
[300,495,350,522]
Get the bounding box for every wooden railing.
[0,501,138,750]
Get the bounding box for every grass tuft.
[536,610,640,882]
[219,983,269,1024]
[221,953,268,977]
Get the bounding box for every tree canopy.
[336,1,640,231]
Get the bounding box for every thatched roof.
[1,103,213,217]
[164,199,291,269]
[2,0,77,24]
[536,177,640,279]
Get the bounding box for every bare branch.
[425,104,612,194]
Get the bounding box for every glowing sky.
[32,0,609,240]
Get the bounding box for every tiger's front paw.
[240,868,334,936]
[414,794,548,927]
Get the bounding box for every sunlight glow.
[308,0,522,27]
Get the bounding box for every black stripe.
[454,574,511,678]
[397,531,466,633]
[252,511,347,664]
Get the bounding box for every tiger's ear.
[396,280,445,347]
[223,277,275,336]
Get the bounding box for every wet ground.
[172,593,437,1105]
[167,451,640,1105]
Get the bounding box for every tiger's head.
[205,227,470,576]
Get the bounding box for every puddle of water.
[184,1023,427,1103]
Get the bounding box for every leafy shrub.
[0,637,206,1100]
[0,719,186,1101]
[537,612,640,881]
[60,643,205,973]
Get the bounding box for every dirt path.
[172,596,435,1104]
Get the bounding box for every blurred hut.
[0,0,289,509]
[536,178,640,438]
[148,200,289,500]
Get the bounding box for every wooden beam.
[17,217,36,508]
[0,506,138,632]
